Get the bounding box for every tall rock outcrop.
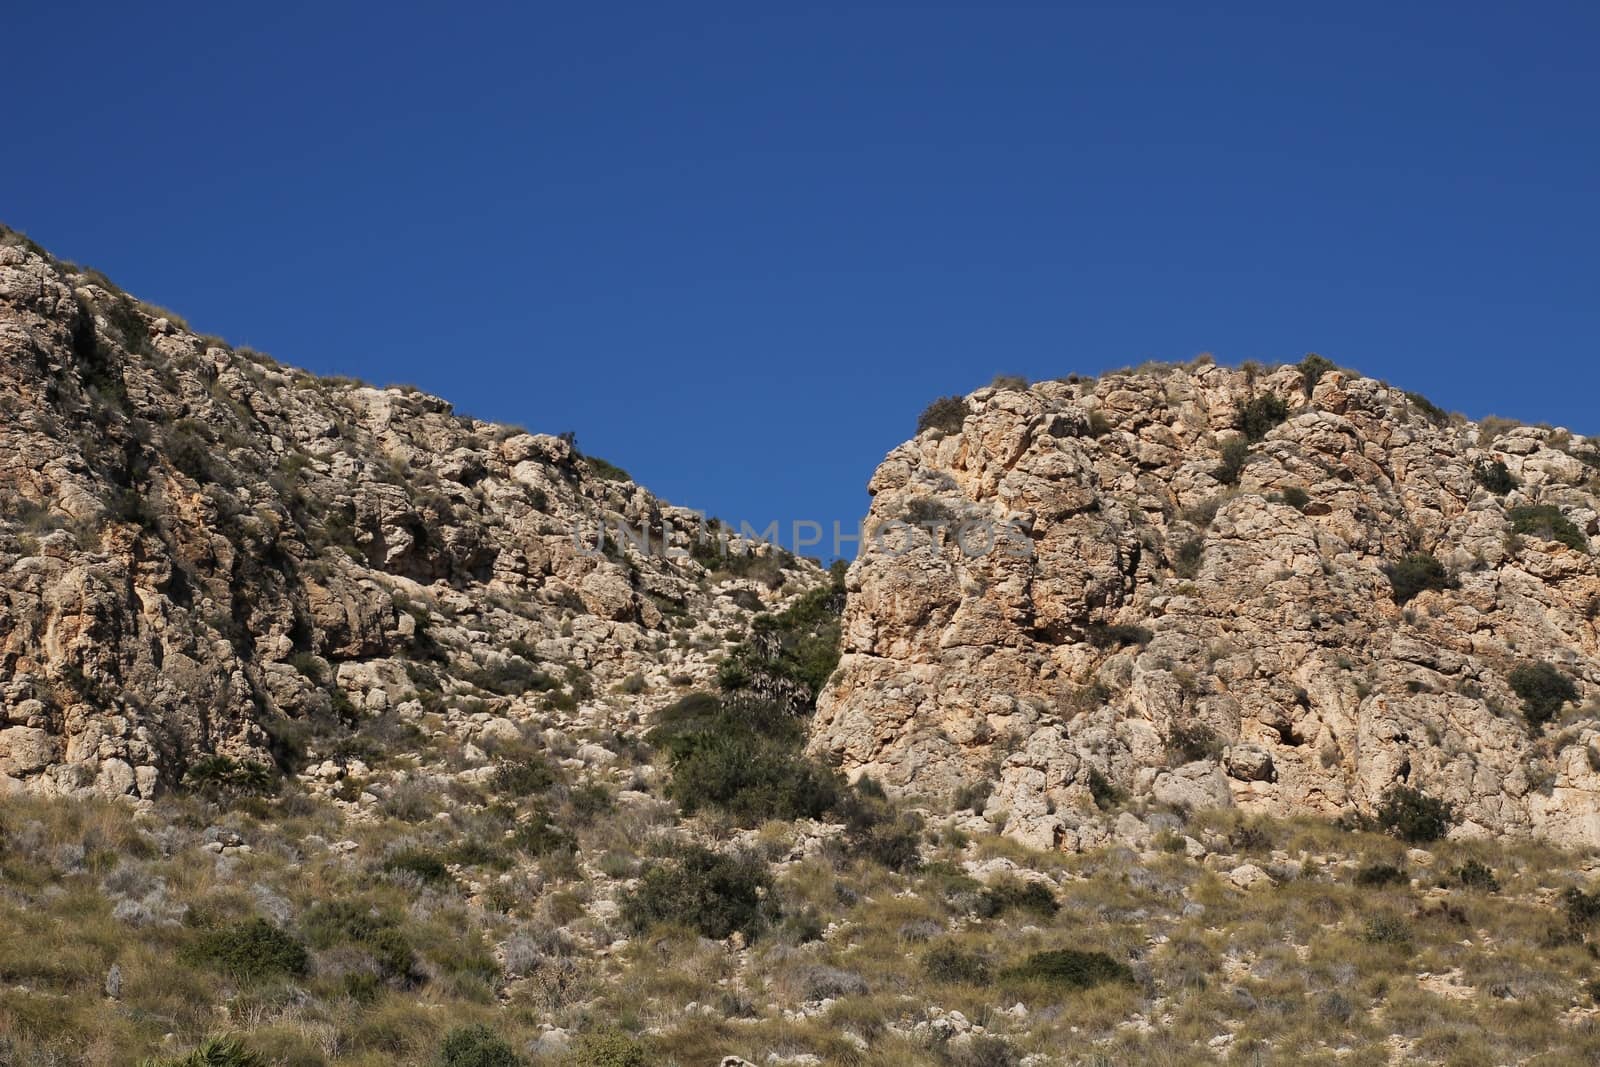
[0,229,818,798]
[809,361,1600,849]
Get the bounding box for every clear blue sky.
[6,2,1597,555]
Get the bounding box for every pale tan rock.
[811,361,1600,849]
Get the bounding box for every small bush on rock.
[1509,505,1588,552]
[1508,662,1579,729]
[1473,459,1519,495]
[917,395,970,436]
[1237,394,1289,441]
[1386,553,1458,605]
[1214,438,1251,485]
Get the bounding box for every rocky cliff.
[0,228,819,799]
[810,360,1600,849]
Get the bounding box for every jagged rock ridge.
[810,360,1600,849]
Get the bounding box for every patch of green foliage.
[566,1029,650,1067]
[183,920,308,984]
[1087,767,1123,811]
[436,1025,524,1067]
[583,454,631,482]
[1472,459,1519,495]
[1509,505,1588,552]
[138,1037,267,1067]
[620,845,777,941]
[718,568,846,713]
[1354,864,1408,888]
[1386,553,1458,605]
[1000,949,1135,993]
[1214,437,1250,485]
[1299,354,1336,396]
[1375,784,1453,844]
[1507,662,1579,729]
[181,756,278,800]
[1406,391,1448,423]
[1236,394,1289,442]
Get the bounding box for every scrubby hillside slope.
[0,228,819,802]
[811,360,1600,849]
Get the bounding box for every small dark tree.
[917,395,970,436]
[1299,354,1337,397]
[1214,438,1250,485]
[621,846,777,941]
[1237,394,1289,442]
[1509,505,1588,553]
[1375,784,1453,844]
[1507,662,1579,729]
[1472,459,1518,495]
[1386,553,1458,605]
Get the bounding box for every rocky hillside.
[812,360,1600,850]
[0,228,821,802]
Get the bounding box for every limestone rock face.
[809,362,1600,848]
[0,234,819,798]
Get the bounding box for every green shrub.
[917,395,970,436]
[1087,767,1122,811]
[924,944,993,985]
[511,810,576,857]
[621,846,777,941]
[1354,864,1407,888]
[1455,859,1500,892]
[1375,785,1453,844]
[664,730,843,825]
[1509,505,1588,552]
[490,756,559,796]
[383,848,453,884]
[1214,437,1250,485]
[468,657,555,697]
[138,1036,267,1067]
[181,756,279,799]
[717,581,845,714]
[1362,913,1413,947]
[990,374,1031,391]
[1274,486,1310,510]
[184,919,309,983]
[436,1024,524,1067]
[566,1029,649,1067]
[1168,721,1223,763]
[302,901,416,983]
[583,455,631,482]
[1172,535,1205,578]
[1237,394,1289,442]
[1406,391,1448,423]
[1000,949,1134,993]
[979,878,1059,918]
[1507,662,1579,729]
[1299,354,1336,396]
[1386,553,1458,605]
[1085,622,1153,649]
[1472,459,1518,495]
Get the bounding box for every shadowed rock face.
[0,234,818,799]
[809,363,1600,849]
